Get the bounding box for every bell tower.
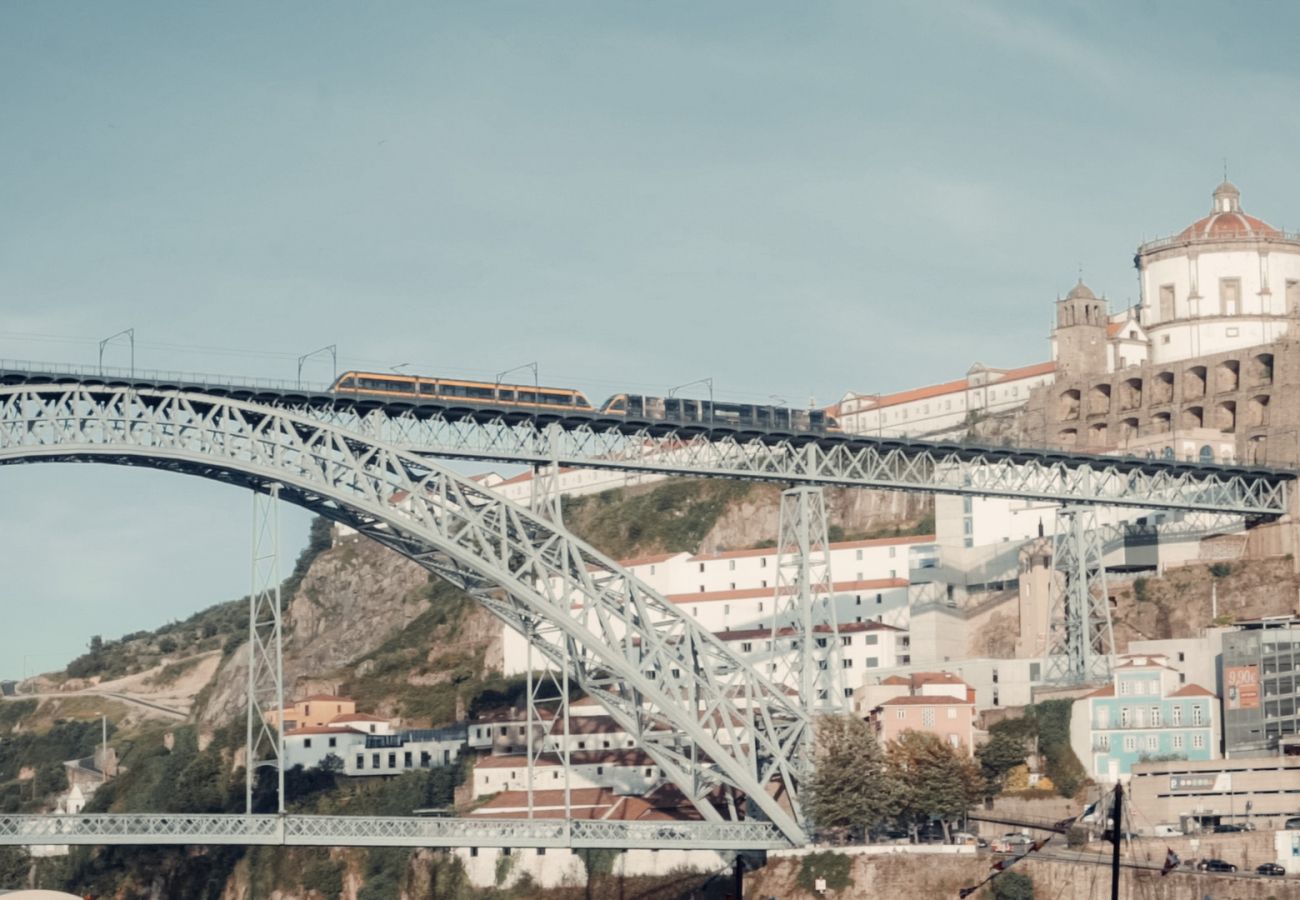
[1053,278,1109,377]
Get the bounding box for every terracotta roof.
[1168,683,1216,698]
[910,672,966,685]
[1179,210,1279,240]
[667,578,908,606]
[690,535,934,562]
[882,676,911,685]
[713,620,900,643]
[1084,683,1116,698]
[476,749,656,769]
[620,551,685,568]
[879,694,970,706]
[300,694,353,703]
[285,725,363,737]
[328,713,390,724]
[853,362,1055,413]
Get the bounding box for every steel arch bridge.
[0,384,809,845]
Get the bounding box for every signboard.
[1226,664,1261,710]
[1169,772,1232,793]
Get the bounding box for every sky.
[3,1,1300,674]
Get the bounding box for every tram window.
[464,385,494,399]
[496,389,515,402]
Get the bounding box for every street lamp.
[296,345,337,389]
[98,328,135,376]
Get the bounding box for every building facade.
[1070,655,1218,782]
[1221,619,1300,757]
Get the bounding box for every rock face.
[698,486,932,554]
[198,531,435,727]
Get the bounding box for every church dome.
[1177,181,1279,240]
[1065,278,1096,300]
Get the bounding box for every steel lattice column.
[529,423,564,523]
[246,484,286,813]
[771,486,847,727]
[1044,506,1115,684]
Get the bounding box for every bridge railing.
[0,813,790,850]
[0,358,332,394]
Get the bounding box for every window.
[1145,735,1158,752]
[372,753,380,769]
[1159,284,1174,321]
[1221,277,1241,316]
[723,604,730,615]
[947,708,957,719]
[867,658,879,668]
[649,565,655,575]
[922,709,935,727]
[841,636,852,646]
[896,708,905,719]
[741,642,752,653]
[1172,734,1183,750]
[357,754,365,770]
[1150,707,1161,728]
[865,634,878,645]
[388,752,397,769]
[1124,736,1137,752]
[328,737,337,748]
[1171,705,1181,726]
[876,593,883,604]
[729,560,735,571]
[1192,706,1203,726]
[842,659,853,669]
[856,549,863,561]
[698,562,705,572]
[1119,680,1129,696]
[1098,735,1109,750]
[1120,707,1130,727]
[404,751,413,768]
[760,558,767,568]
[303,738,312,748]
[1193,734,1205,750]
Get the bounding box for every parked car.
[1257,862,1285,877]
[1213,823,1245,833]
[1197,858,1238,873]
[1003,833,1033,845]
[1285,816,1300,830]
[1150,824,1183,838]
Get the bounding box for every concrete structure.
[858,658,1048,713]
[472,750,666,798]
[284,724,465,776]
[1070,655,1218,783]
[1130,756,1300,831]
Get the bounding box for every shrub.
[1133,577,1149,603]
[992,871,1034,899]
[1209,562,1233,578]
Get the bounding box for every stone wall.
[1026,337,1300,466]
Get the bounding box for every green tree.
[977,730,1029,796]
[885,731,984,841]
[804,715,894,840]
[992,870,1034,900]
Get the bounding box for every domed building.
[1033,181,1300,465]
[1137,181,1300,364]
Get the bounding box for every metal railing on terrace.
[1138,228,1300,253]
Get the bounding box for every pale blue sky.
[3,2,1300,674]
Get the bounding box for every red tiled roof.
[911,672,966,685]
[855,362,1055,412]
[284,725,361,737]
[882,676,911,685]
[667,579,907,606]
[620,551,684,568]
[1085,684,1116,698]
[879,694,970,706]
[1179,211,1279,240]
[1168,683,1216,698]
[476,749,655,769]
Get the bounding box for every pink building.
[866,672,978,756]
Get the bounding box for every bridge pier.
[1044,505,1114,684]
[246,484,286,814]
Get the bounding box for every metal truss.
[0,385,808,845]
[246,484,285,814]
[770,487,845,802]
[0,363,1289,514]
[1045,507,1115,683]
[0,814,788,850]
[303,409,1290,516]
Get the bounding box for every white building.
[472,750,666,798]
[1135,181,1300,366]
[285,725,466,777]
[838,361,1057,439]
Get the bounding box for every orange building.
[265,694,357,731]
[866,672,978,756]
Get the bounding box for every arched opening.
[1120,418,1139,442]
[1215,401,1236,433]
[1162,446,1175,460]
[1181,406,1203,430]
[1216,360,1240,393]
[1183,366,1207,400]
[1199,445,1214,464]
[1150,411,1171,434]
[1089,384,1112,416]
[1058,428,1078,447]
[1058,389,1081,421]
[1251,353,1275,387]
[1119,377,1143,411]
[1249,434,1268,464]
[1153,372,1175,405]
[1248,395,1271,427]
[1088,422,1108,446]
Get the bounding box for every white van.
[1150,824,1183,838]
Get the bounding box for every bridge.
[0,362,1294,853]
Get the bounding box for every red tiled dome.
[1178,181,1279,240]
